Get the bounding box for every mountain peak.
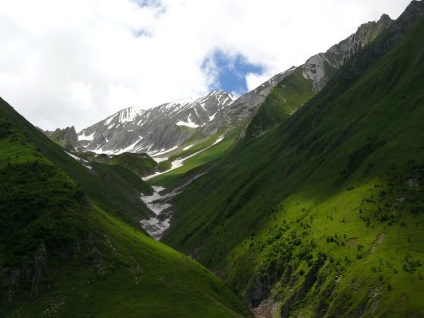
[77,91,237,155]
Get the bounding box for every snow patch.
[151,146,178,157]
[118,107,144,124]
[143,135,225,181]
[140,173,207,240]
[78,131,95,141]
[153,157,168,163]
[140,186,173,240]
[183,144,193,151]
[209,112,217,121]
[176,114,199,128]
[65,151,88,163]
[137,119,147,126]
[113,139,141,155]
[65,151,92,170]
[212,135,224,145]
[169,97,195,107]
[104,114,117,126]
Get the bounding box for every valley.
[1,1,424,317]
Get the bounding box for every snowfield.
[143,135,224,181]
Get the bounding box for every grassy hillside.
[0,98,252,317]
[45,126,81,151]
[109,152,157,177]
[245,68,314,138]
[0,100,154,226]
[149,133,237,187]
[162,11,424,317]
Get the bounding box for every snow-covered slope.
[78,91,236,155]
[77,15,392,158]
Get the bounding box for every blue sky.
[204,51,264,96]
[0,0,412,130]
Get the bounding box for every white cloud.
[0,0,411,130]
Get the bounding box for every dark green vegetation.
[246,68,314,138]
[108,152,158,177]
[158,160,172,172]
[0,98,252,317]
[162,6,424,317]
[43,126,81,151]
[73,151,160,178]
[73,150,160,177]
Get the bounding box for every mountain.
[0,98,251,317]
[159,1,424,317]
[244,13,393,138]
[108,152,159,178]
[143,14,395,188]
[70,151,161,178]
[4,2,422,317]
[78,91,237,155]
[301,14,393,93]
[75,13,392,167]
[43,126,83,152]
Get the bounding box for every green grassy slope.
[0,99,252,317]
[149,133,237,188]
[147,67,314,188]
[245,68,314,138]
[0,100,154,226]
[109,152,157,177]
[162,12,424,317]
[46,126,80,151]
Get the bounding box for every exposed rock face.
[77,69,300,156]
[221,68,296,127]
[75,13,395,157]
[78,91,237,155]
[301,14,393,92]
[44,126,83,151]
[223,14,393,140]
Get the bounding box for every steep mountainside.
[43,126,83,151]
[76,15,391,165]
[109,152,159,178]
[301,14,393,93]
[245,14,393,138]
[0,97,252,317]
[72,151,160,178]
[78,91,237,155]
[161,2,424,317]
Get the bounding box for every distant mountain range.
[77,91,236,155]
[4,1,424,317]
[46,13,392,163]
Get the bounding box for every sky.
[0,0,412,131]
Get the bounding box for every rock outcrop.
[44,126,83,151]
[301,14,393,92]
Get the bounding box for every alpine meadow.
[1,1,424,317]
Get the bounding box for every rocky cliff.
[301,14,393,92]
[43,126,83,151]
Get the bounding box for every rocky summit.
[78,91,237,155]
[74,14,392,158]
[4,2,424,317]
